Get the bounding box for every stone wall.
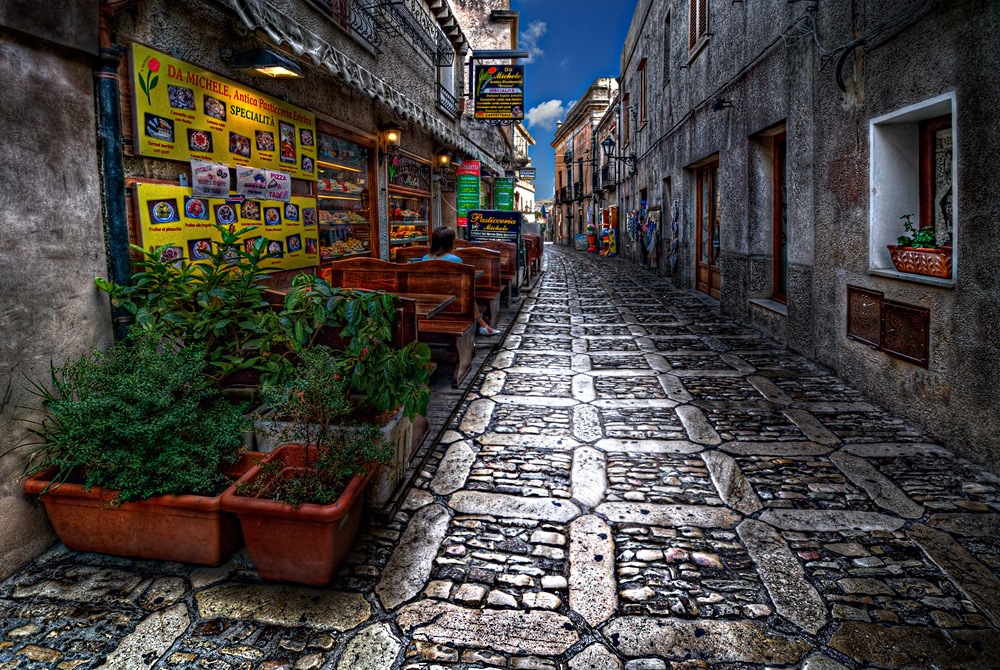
[0,1,109,580]
[615,0,1000,470]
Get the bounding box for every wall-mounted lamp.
[222,48,303,79]
[710,97,734,112]
[435,152,452,168]
[379,126,402,163]
[600,136,637,173]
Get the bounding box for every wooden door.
[696,162,721,298]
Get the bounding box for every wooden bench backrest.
[457,239,515,276]
[321,257,401,293]
[453,247,501,292]
[393,246,431,264]
[523,233,541,260]
[400,260,478,319]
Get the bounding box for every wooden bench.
[457,239,517,305]
[523,233,543,278]
[321,257,479,387]
[395,246,502,328]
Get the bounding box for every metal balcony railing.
[437,84,459,118]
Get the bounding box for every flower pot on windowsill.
[22,452,265,566]
[219,444,372,586]
[887,245,953,279]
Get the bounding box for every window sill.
[749,298,788,317]
[869,268,956,288]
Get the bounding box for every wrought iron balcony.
[437,84,459,118]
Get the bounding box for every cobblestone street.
[3,244,1000,669]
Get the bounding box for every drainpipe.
[97,1,139,340]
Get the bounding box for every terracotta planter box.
[22,452,264,566]
[253,409,413,510]
[887,245,953,279]
[220,444,371,586]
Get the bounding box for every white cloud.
[525,99,565,131]
[520,20,546,64]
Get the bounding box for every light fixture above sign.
[379,126,403,163]
[223,49,303,79]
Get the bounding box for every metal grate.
[882,300,930,367]
[847,285,883,348]
[361,0,455,66]
[846,285,930,367]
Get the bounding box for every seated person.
[422,226,500,336]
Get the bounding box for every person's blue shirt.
[421,252,463,263]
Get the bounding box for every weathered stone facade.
[0,0,517,580]
[606,0,1000,471]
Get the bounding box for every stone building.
[0,0,517,580]
[604,0,1000,470]
[551,77,617,247]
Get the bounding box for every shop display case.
[387,154,433,250]
[388,193,430,248]
[316,131,374,261]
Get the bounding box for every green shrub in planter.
[22,330,249,502]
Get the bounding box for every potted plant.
[96,224,295,392]
[18,330,257,565]
[887,214,953,279]
[221,347,397,585]
[260,275,432,507]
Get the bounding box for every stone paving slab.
[3,245,1000,669]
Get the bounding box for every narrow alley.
[3,244,999,670]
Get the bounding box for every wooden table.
[395,292,455,319]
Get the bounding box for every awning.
[220,0,503,174]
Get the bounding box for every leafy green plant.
[241,347,392,506]
[896,214,939,248]
[276,275,432,419]
[95,225,293,386]
[22,330,248,502]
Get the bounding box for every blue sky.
[512,0,638,201]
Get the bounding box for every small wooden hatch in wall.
[847,286,930,367]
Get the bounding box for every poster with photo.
[136,182,318,271]
[130,44,316,179]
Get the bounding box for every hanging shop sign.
[473,65,525,121]
[467,210,521,245]
[493,177,515,211]
[518,167,536,181]
[130,44,317,179]
[387,155,431,191]
[456,161,481,227]
[135,182,318,271]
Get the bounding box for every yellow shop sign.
[130,44,317,180]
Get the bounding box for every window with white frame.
[869,93,956,281]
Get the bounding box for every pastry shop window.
[387,153,432,250]
[316,124,376,261]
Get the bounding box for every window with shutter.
[689,0,709,51]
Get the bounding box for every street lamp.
[601,136,637,172]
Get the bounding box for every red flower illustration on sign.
[139,57,161,106]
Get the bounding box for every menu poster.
[191,159,230,198]
[130,44,317,179]
[236,166,268,200]
[136,183,317,271]
[265,170,292,202]
[493,177,514,211]
[455,160,481,227]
